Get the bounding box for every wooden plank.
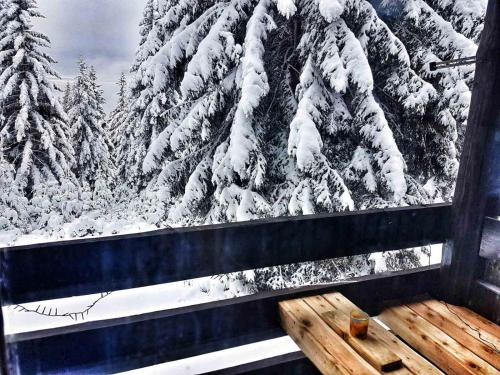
[448,298,500,337]
[441,0,500,305]
[411,300,500,368]
[480,217,500,259]
[379,305,498,375]
[279,301,353,375]
[303,296,403,373]
[7,266,441,374]
[323,293,443,375]
[0,203,451,304]
[279,299,378,375]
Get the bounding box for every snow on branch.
[345,146,377,193]
[356,93,407,202]
[180,0,253,98]
[169,156,212,223]
[273,0,297,18]
[430,0,486,43]
[227,0,275,187]
[171,88,225,156]
[388,0,478,60]
[317,0,346,22]
[288,56,353,212]
[150,3,225,94]
[288,57,326,174]
[323,19,373,93]
[347,0,436,115]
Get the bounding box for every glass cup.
[350,310,369,339]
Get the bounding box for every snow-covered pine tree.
[109,72,129,162]
[0,0,75,196]
[67,59,113,191]
[139,0,276,225]
[377,0,478,199]
[130,0,458,224]
[62,81,73,112]
[118,0,177,188]
[88,66,107,129]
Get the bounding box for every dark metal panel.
[468,280,500,325]
[441,0,500,304]
[0,204,450,304]
[480,217,500,259]
[7,266,440,374]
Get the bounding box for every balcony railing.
[0,203,451,373]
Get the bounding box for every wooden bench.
[280,293,500,374]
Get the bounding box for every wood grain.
[303,296,403,373]
[323,293,442,375]
[279,300,378,375]
[379,305,498,375]
[411,300,500,369]
[448,303,500,339]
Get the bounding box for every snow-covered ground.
[3,271,254,335]
[0,214,159,248]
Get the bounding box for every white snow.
[2,271,255,336]
[116,336,300,375]
[0,212,158,248]
[317,0,345,22]
[369,243,442,273]
[273,0,297,18]
[228,0,274,185]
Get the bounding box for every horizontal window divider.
[1,203,451,305]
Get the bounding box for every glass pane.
[0,0,483,246]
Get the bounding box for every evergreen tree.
[88,66,107,128]
[108,72,129,163]
[0,0,75,196]
[379,0,478,198]
[62,81,73,112]
[117,0,173,188]
[67,59,112,190]
[125,0,480,225]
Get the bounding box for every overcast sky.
[34,0,148,112]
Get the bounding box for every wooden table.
[279,293,500,374]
